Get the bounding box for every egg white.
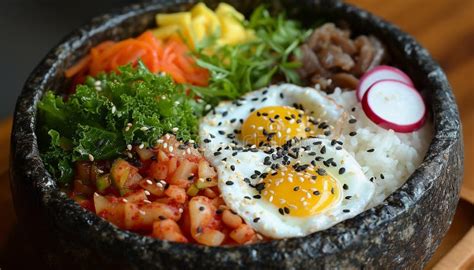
[199,84,375,238]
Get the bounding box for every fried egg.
[199,84,375,238]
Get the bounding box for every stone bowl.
[10,0,463,269]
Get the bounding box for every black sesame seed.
[253,217,260,223]
[293,186,300,191]
[280,93,284,99]
[197,226,203,233]
[214,151,222,156]
[210,134,215,138]
[232,152,238,156]
[244,196,251,200]
[222,157,227,162]
[204,138,211,143]
[278,208,284,215]
[263,90,268,95]
[199,206,205,211]
[216,209,223,214]
[284,207,290,214]
[380,173,385,179]
[343,209,350,213]
[367,148,375,153]
[230,165,235,171]
[331,140,337,146]
[222,111,228,117]
[313,190,320,196]
[159,215,167,220]
[188,175,194,180]
[351,107,356,112]
[320,146,326,154]
[339,167,346,175]
[226,181,234,185]
[317,168,326,176]
[243,178,250,184]
[343,184,349,190]
[345,196,352,200]
[255,183,265,192]
[349,131,357,136]
[324,130,331,136]
[218,130,225,135]
[313,141,322,145]
[252,97,259,101]
[253,194,261,199]
[336,146,342,150]
[349,119,357,124]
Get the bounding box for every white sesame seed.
[127,144,132,151]
[156,139,164,144]
[139,210,146,216]
[168,146,174,152]
[165,134,170,140]
[125,126,130,132]
[179,208,184,213]
[127,123,133,127]
[138,143,144,149]
[94,80,101,86]
[127,152,133,158]
[172,127,179,133]
[163,143,168,148]
[186,148,191,154]
[143,199,152,204]
[144,190,151,196]
[174,101,180,105]
[146,179,153,185]
[188,139,195,144]
[140,126,149,131]
[111,106,116,114]
[121,198,128,203]
[88,154,94,162]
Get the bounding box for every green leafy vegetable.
[38,62,202,184]
[190,5,311,105]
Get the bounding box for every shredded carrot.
[65,31,209,87]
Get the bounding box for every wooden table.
[1,0,474,268]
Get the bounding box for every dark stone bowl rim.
[10,0,461,256]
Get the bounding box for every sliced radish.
[361,80,426,133]
[357,65,414,101]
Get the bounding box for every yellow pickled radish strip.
[151,2,254,49]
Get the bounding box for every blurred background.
[0,0,473,269]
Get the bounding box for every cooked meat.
[298,23,386,92]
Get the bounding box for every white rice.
[327,88,433,208]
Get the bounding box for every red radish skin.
[361,79,426,133]
[357,65,414,101]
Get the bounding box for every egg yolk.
[240,106,318,147]
[261,165,342,217]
